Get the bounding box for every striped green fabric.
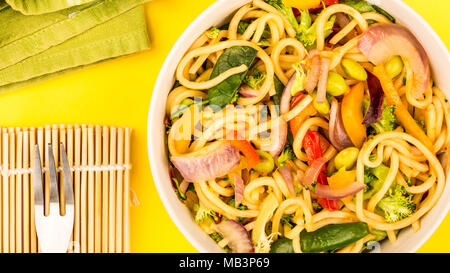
[0,0,8,11]
[0,5,150,93]
[6,0,96,15]
[0,0,148,71]
[0,3,150,92]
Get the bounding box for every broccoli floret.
[228,198,248,222]
[312,199,323,213]
[194,202,217,224]
[297,11,336,49]
[280,213,294,228]
[370,105,399,134]
[277,144,295,166]
[244,67,266,89]
[290,62,306,95]
[376,185,416,223]
[206,26,220,39]
[264,1,335,48]
[363,164,390,200]
[264,0,301,33]
[210,232,223,243]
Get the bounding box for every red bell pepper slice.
[302,131,339,211]
[228,131,261,170]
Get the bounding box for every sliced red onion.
[239,85,259,98]
[213,220,254,253]
[316,57,330,103]
[313,182,365,200]
[334,13,358,42]
[299,158,365,200]
[171,142,240,182]
[358,24,430,98]
[303,158,327,188]
[279,166,295,196]
[363,70,385,125]
[305,55,321,93]
[280,72,297,114]
[328,99,354,151]
[233,173,244,207]
[259,117,288,157]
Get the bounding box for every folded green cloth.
[6,0,95,15]
[0,1,7,10]
[0,3,150,92]
[0,0,148,71]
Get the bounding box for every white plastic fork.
[34,143,74,253]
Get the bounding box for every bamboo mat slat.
[0,125,132,253]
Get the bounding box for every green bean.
[342,58,367,81]
[385,55,404,79]
[300,222,369,253]
[269,237,295,253]
[334,147,359,170]
[327,71,349,96]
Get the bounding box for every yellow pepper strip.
[373,65,434,151]
[284,0,321,10]
[328,169,357,190]
[341,82,367,148]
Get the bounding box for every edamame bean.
[385,55,403,79]
[342,58,367,81]
[327,71,349,96]
[254,151,275,175]
[312,92,330,115]
[334,147,359,170]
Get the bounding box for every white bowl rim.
[148,0,450,253]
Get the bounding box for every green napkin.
[0,1,7,10]
[0,3,150,92]
[6,0,96,15]
[0,0,148,71]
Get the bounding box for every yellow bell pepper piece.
[283,0,321,10]
[341,82,367,148]
[373,65,434,151]
[327,169,357,190]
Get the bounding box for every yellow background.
[0,0,448,253]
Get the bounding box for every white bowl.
[148,0,450,253]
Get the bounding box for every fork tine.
[60,143,74,205]
[33,145,44,214]
[47,144,59,209]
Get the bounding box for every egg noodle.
[165,0,449,253]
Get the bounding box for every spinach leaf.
[206,46,257,108]
[271,75,285,108]
[237,21,271,39]
[342,1,396,23]
[342,0,375,13]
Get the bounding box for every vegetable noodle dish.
[165,0,450,253]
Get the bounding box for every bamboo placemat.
[0,124,131,253]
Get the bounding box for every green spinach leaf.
[206,46,257,108]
